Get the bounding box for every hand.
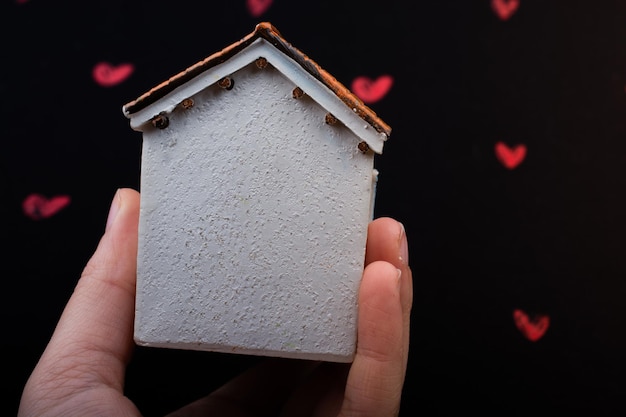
[18,188,413,417]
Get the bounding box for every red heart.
[513,309,550,342]
[246,0,273,17]
[22,194,71,220]
[491,0,520,21]
[351,75,394,104]
[495,141,526,169]
[92,62,134,87]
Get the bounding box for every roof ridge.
[123,22,391,138]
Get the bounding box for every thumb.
[21,188,140,409]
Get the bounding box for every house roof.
[122,22,391,140]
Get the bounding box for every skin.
[18,188,413,417]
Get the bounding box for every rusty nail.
[358,141,370,153]
[218,77,234,90]
[151,113,169,129]
[255,57,268,69]
[181,98,194,109]
[325,113,338,125]
[292,87,304,99]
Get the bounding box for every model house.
[122,22,391,363]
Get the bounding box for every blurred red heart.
[92,62,134,87]
[513,309,549,342]
[22,194,71,220]
[247,0,273,17]
[495,142,526,169]
[351,75,394,104]
[491,0,520,21]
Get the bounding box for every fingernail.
[398,222,409,266]
[106,189,121,232]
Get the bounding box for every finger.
[338,217,413,417]
[277,361,349,417]
[366,217,412,314]
[339,261,405,417]
[24,188,140,396]
[365,217,413,371]
[165,358,319,417]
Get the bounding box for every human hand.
[18,188,413,417]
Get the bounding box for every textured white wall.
[134,61,377,362]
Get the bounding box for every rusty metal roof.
[122,22,391,138]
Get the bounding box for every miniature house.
[122,22,391,363]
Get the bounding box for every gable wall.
[135,61,377,361]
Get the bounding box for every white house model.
[122,22,392,363]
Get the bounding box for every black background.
[3,0,626,415]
